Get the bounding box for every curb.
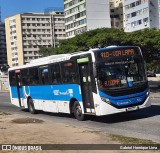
[0,90,9,93]
[150,97,160,99]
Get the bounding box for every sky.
[0,0,64,22]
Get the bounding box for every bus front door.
[78,63,94,113]
[15,72,22,107]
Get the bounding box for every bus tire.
[28,98,36,114]
[73,101,85,121]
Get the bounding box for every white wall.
[149,0,159,29]
[124,0,160,32]
[124,0,150,32]
[86,0,111,31]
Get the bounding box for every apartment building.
[50,11,66,48]
[110,0,124,30]
[0,23,7,65]
[64,0,111,38]
[5,12,65,67]
[124,0,159,32]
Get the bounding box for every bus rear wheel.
[73,101,85,121]
[28,98,36,114]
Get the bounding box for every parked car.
[147,71,156,77]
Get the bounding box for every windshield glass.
[97,57,147,89]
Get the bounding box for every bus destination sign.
[100,49,137,58]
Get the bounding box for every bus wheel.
[73,101,85,121]
[28,98,36,114]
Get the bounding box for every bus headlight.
[146,91,150,96]
[101,97,110,104]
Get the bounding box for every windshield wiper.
[133,81,146,85]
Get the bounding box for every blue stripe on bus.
[99,88,149,107]
[11,84,83,102]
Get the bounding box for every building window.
[136,0,141,6]
[143,7,148,13]
[137,20,142,25]
[131,12,136,17]
[143,17,148,26]
[130,2,135,8]
[126,14,130,19]
[131,21,137,27]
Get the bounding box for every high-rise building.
[110,0,124,30]
[0,23,7,65]
[5,12,65,67]
[124,0,159,32]
[64,0,111,38]
[50,11,66,48]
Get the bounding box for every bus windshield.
[97,57,147,89]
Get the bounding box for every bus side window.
[29,67,39,85]
[21,68,30,85]
[61,61,78,84]
[40,67,49,85]
[50,64,61,84]
[9,71,16,86]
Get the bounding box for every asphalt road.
[0,92,160,143]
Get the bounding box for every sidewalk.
[148,77,160,99]
[150,92,160,98]
[148,77,160,88]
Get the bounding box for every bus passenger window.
[50,64,61,84]
[29,67,39,85]
[21,69,29,85]
[9,71,16,86]
[41,68,49,85]
[61,61,78,84]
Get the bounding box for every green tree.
[39,46,53,57]
[39,28,160,63]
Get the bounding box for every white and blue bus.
[8,46,150,120]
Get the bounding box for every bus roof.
[8,46,139,71]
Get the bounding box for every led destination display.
[99,48,138,59]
